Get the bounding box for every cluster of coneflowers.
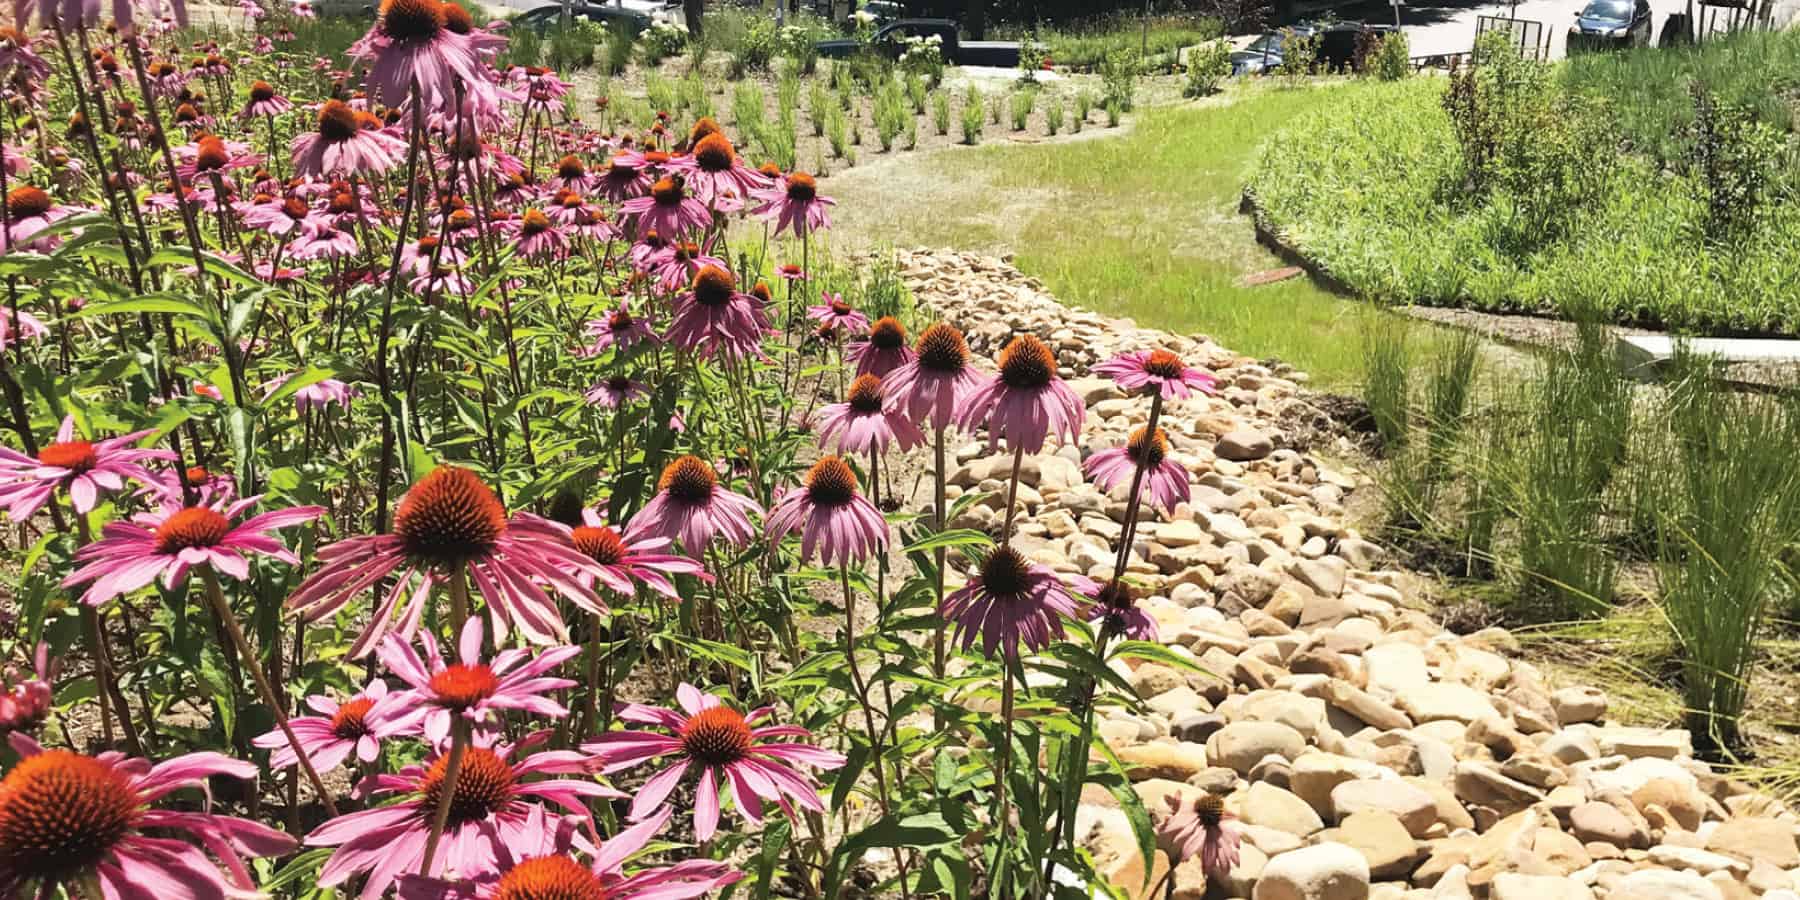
[0,0,1255,891]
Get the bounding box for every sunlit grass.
[829,84,1424,388]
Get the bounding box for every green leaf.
[406,442,439,484]
[901,528,995,555]
[824,813,957,897]
[1111,639,1217,680]
[263,366,338,413]
[829,743,869,813]
[753,818,791,900]
[75,295,217,322]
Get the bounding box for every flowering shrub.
[640,20,688,64]
[897,31,944,81]
[0,0,1236,897]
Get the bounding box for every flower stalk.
[198,566,339,817]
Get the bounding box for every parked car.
[1568,0,1654,49]
[815,18,1028,68]
[1231,21,1393,75]
[310,0,375,17]
[513,1,655,34]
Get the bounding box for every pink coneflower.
[619,176,712,239]
[399,235,468,276]
[776,263,808,281]
[666,265,773,360]
[0,308,45,353]
[307,735,620,899]
[0,643,53,736]
[587,683,845,842]
[350,0,486,111]
[0,28,49,83]
[583,374,647,408]
[813,374,925,455]
[176,133,263,182]
[1087,578,1157,642]
[240,193,321,237]
[289,222,360,260]
[395,805,741,900]
[0,734,296,900]
[510,507,706,598]
[548,153,597,194]
[373,618,579,743]
[285,465,610,656]
[627,455,762,553]
[596,155,653,202]
[766,457,888,566]
[252,679,401,773]
[941,546,1089,659]
[441,1,508,57]
[807,292,868,334]
[62,496,321,606]
[548,190,617,240]
[240,79,293,118]
[668,133,768,211]
[645,239,726,293]
[0,414,173,519]
[3,185,86,253]
[1084,426,1190,512]
[957,334,1084,455]
[847,316,915,378]
[1158,792,1241,881]
[883,322,988,431]
[264,372,359,412]
[578,304,659,356]
[751,171,834,239]
[1094,348,1218,400]
[291,99,405,177]
[508,207,568,260]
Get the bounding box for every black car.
[513,2,653,34]
[815,18,1027,68]
[1568,0,1654,49]
[1231,21,1393,75]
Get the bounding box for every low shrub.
[1369,31,1410,81]
[1099,49,1139,112]
[1183,39,1231,98]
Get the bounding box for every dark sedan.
[1568,0,1654,49]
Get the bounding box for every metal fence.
[1474,14,1552,58]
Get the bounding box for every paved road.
[1296,0,1767,59]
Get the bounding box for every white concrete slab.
[1616,334,1800,379]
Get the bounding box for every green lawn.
[826,84,1422,389]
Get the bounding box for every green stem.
[200,566,339,817]
[417,717,471,876]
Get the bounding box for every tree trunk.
[684,0,705,41]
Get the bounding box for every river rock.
[1254,843,1371,900]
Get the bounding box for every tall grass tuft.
[932,91,951,135]
[1502,321,1630,621]
[1656,380,1800,753]
[961,86,984,144]
[1423,329,1480,478]
[733,82,766,132]
[808,80,831,137]
[1009,88,1037,132]
[1360,315,1411,451]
